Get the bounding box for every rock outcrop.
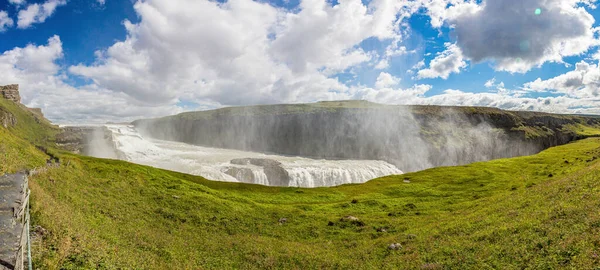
[230,158,290,186]
[0,108,16,128]
[224,167,256,184]
[0,84,21,103]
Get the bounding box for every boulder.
[388,243,402,250]
[224,167,256,183]
[230,158,290,186]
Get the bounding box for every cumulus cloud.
[484,78,505,89]
[3,0,600,124]
[0,11,13,32]
[359,86,600,115]
[417,43,466,79]
[374,43,411,70]
[484,78,496,88]
[375,72,400,89]
[524,61,600,98]
[451,0,599,72]
[69,0,410,107]
[17,0,66,29]
[0,36,181,124]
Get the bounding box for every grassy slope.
[2,99,600,269]
[30,140,600,269]
[0,97,58,174]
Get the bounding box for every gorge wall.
[132,102,599,172]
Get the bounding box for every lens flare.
[535,8,542,15]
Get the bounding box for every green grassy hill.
[2,100,600,269]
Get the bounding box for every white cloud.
[417,43,466,79]
[417,0,481,28]
[352,84,433,104]
[375,72,400,89]
[356,86,600,115]
[3,0,600,124]
[0,11,13,32]
[484,78,496,88]
[412,60,425,70]
[524,61,600,98]
[592,50,600,60]
[406,60,425,75]
[450,0,600,73]
[69,0,410,107]
[97,0,105,5]
[8,0,26,5]
[374,59,389,70]
[0,36,182,124]
[17,0,66,29]
[374,41,411,70]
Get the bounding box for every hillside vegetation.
[1,100,600,269]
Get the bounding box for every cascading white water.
[98,125,403,187]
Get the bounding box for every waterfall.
[93,125,403,187]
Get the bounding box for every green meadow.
[1,98,600,269]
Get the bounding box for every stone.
[225,167,256,183]
[0,84,21,103]
[0,109,16,128]
[340,215,359,222]
[388,243,402,250]
[278,218,287,224]
[230,158,290,186]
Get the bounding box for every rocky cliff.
[56,126,120,158]
[0,84,21,103]
[132,102,600,172]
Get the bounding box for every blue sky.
[0,0,599,123]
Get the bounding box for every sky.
[0,0,599,124]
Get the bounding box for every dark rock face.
[229,158,290,186]
[0,84,21,103]
[56,127,97,153]
[56,126,121,158]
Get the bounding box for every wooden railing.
[13,175,30,270]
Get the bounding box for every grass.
[563,123,600,137]
[2,98,600,269]
[0,97,58,174]
[27,138,600,269]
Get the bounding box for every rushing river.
[89,125,403,187]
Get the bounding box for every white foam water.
[99,125,403,187]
